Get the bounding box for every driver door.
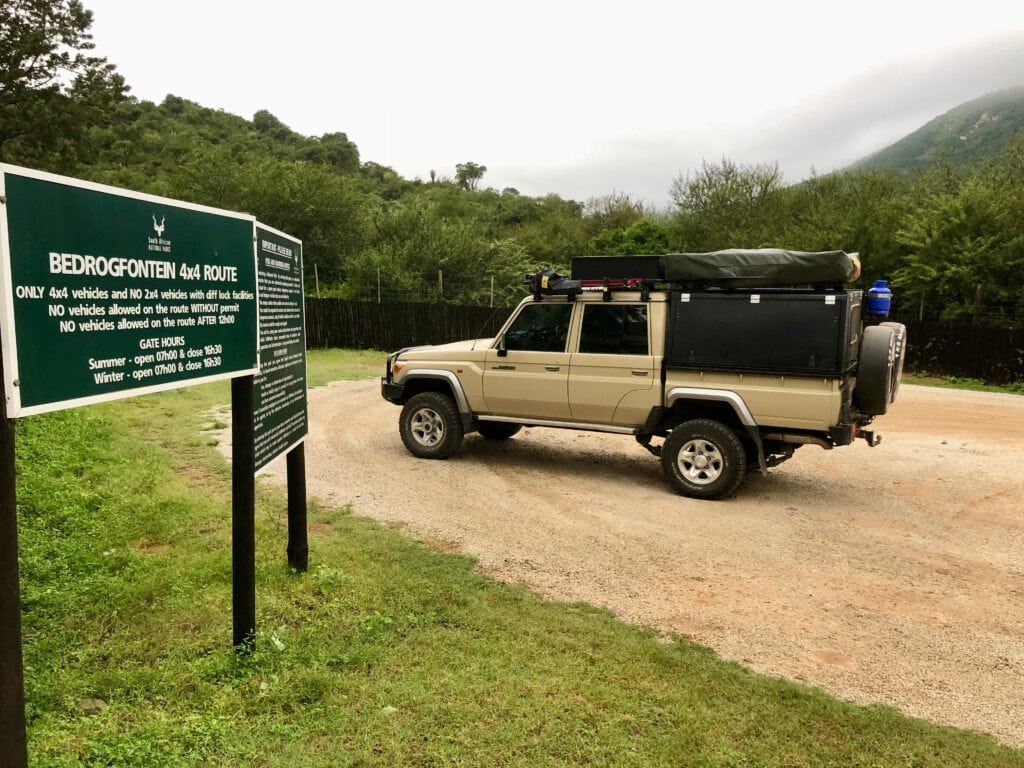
[482,302,573,419]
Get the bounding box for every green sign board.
[254,225,307,472]
[0,165,259,416]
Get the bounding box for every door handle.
[545,365,560,372]
[631,370,649,376]
[493,364,516,370]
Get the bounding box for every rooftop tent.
[571,250,861,288]
[662,249,861,288]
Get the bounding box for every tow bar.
[860,430,882,447]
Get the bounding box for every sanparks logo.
[148,212,172,254]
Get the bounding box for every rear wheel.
[476,421,523,440]
[661,419,747,500]
[399,391,464,459]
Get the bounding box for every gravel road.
[253,382,1024,746]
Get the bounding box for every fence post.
[438,270,443,303]
[490,275,494,308]
[314,264,321,299]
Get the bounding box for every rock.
[77,698,107,716]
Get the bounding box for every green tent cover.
[663,249,860,288]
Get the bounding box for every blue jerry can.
[866,279,892,317]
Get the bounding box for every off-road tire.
[881,321,908,403]
[476,421,523,440]
[399,391,464,459]
[661,418,747,500]
[855,325,897,416]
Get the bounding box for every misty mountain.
[852,86,1024,172]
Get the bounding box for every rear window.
[579,305,649,355]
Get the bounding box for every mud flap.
[744,425,768,475]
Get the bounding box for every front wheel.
[660,419,747,500]
[399,392,465,459]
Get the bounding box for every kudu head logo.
[152,215,165,237]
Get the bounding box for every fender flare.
[665,387,766,474]
[401,369,475,431]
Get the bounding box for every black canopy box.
[666,289,863,378]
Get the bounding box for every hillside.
[4,23,1023,324]
[853,86,1024,171]
[81,95,362,192]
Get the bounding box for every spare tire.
[881,322,908,403]
[855,325,897,416]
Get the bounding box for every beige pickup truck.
[381,252,906,499]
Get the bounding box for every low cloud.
[494,33,1024,206]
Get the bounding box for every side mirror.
[497,335,508,358]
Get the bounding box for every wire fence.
[304,271,529,308]
[300,263,1024,382]
[305,299,512,350]
[901,321,1022,385]
[888,298,1023,328]
[304,297,1023,384]
[305,265,1024,322]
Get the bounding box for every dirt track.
[255,382,1024,746]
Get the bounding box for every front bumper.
[381,378,405,403]
[381,349,406,403]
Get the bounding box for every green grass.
[904,374,1024,395]
[15,353,1024,766]
[305,348,388,388]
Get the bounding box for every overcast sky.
[84,0,1024,206]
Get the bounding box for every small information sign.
[0,165,259,416]
[253,225,307,472]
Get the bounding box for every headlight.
[392,361,407,378]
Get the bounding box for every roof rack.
[524,271,658,302]
[525,250,861,302]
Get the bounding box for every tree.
[0,0,127,169]
[770,168,910,281]
[252,109,294,142]
[168,145,368,279]
[669,159,783,250]
[455,161,487,190]
[583,192,648,233]
[503,194,587,265]
[343,197,490,302]
[589,218,669,255]
[893,177,1022,324]
[360,161,412,200]
[299,131,360,172]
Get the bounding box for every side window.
[503,303,573,352]
[580,304,649,355]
